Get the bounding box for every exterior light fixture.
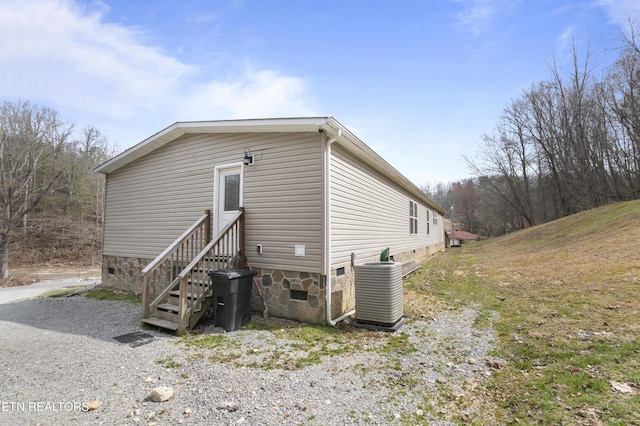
[243,149,254,165]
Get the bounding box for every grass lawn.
[406,200,640,425]
[81,201,640,424]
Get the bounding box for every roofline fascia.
[95,117,332,175]
[319,118,445,215]
[94,116,445,215]
[95,122,184,174]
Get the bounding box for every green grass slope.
[479,199,640,287]
[405,200,640,425]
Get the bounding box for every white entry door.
[215,165,242,233]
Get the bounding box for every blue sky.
[2,0,640,185]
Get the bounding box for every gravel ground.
[0,293,501,425]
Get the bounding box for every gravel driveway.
[0,292,500,425]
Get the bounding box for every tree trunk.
[0,231,10,280]
[0,199,12,279]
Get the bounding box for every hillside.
[1,210,101,287]
[476,199,640,288]
[406,200,640,424]
[472,201,640,424]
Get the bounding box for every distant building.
[446,230,480,247]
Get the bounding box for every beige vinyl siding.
[243,133,324,273]
[330,144,443,266]
[103,132,324,273]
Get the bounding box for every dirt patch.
[0,264,100,288]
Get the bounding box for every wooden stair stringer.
[141,282,213,333]
[188,293,215,329]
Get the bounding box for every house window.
[427,210,430,235]
[409,201,418,234]
[433,211,438,225]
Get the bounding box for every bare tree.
[0,101,73,278]
[465,127,538,227]
[605,20,640,198]
[77,126,110,265]
[452,179,479,233]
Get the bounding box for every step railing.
[141,210,211,319]
[175,208,245,334]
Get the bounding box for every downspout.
[323,128,356,326]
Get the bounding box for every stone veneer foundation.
[251,268,326,323]
[391,243,445,265]
[102,255,150,293]
[101,255,330,323]
[101,243,445,325]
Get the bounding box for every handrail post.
[177,275,189,336]
[204,209,211,243]
[142,274,151,319]
[239,207,245,268]
[142,209,245,334]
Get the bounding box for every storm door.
[214,164,242,234]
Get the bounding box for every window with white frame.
[433,211,438,225]
[426,209,430,235]
[410,201,418,234]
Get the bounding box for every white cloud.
[0,0,192,117]
[449,0,521,61]
[452,0,497,36]
[0,0,318,147]
[450,0,520,37]
[555,26,576,53]
[596,0,640,26]
[179,68,318,120]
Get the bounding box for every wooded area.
[428,21,640,236]
[0,100,110,279]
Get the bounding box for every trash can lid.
[208,269,257,279]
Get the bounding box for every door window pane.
[224,174,240,211]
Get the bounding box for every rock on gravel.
[150,387,175,402]
[0,295,501,425]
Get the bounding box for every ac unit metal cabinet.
[353,262,404,326]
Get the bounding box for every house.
[446,230,479,247]
[96,117,446,334]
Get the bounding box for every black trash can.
[208,269,257,331]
